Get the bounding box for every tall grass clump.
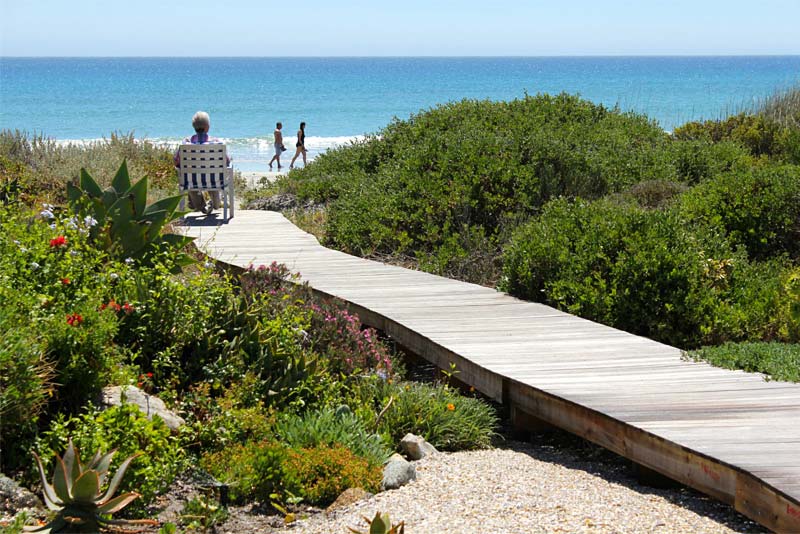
[0,130,177,203]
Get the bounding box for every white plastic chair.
[177,144,235,221]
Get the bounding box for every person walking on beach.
[290,121,307,169]
[268,122,285,170]
[174,111,230,214]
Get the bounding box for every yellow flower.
[446,403,455,411]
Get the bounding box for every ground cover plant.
[268,87,800,376]
[0,148,498,530]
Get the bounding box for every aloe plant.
[26,440,155,533]
[66,160,194,267]
[348,512,405,534]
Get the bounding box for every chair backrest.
[178,144,229,191]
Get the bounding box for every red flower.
[146,372,153,378]
[122,302,134,314]
[101,300,122,312]
[50,236,67,248]
[61,278,70,285]
[66,313,83,327]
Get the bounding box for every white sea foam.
[54,134,367,171]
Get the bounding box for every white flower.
[84,215,98,227]
[66,220,78,230]
[13,240,20,245]
[109,273,119,280]
[20,247,28,253]
[204,261,214,269]
[42,203,54,210]
[69,250,79,257]
[124,257,134,265]
[40,210,55,219]
[30,262,40,270]
[49,223,57,230]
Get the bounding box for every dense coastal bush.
[274,93,759,286]
[501,197,797,348]
[677,165,800,260]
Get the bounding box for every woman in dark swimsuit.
[290,121,307,169]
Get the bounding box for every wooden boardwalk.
[183,210,800,532]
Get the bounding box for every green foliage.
[343,376,497,451]
[688,342,800,383]
[0,302,55,470]
[282,445,382,505]
[678,165,800,260]
[308,300,394,376]
[674,111,800,163]
[27,440,153,533]
[348,512,406,534]
[275,407,391,467]
[0,130,177,204]
[180,495,228,532]
[200,441,288,504]
[500,197,798,348]
[36,403,185,512]
[66,161,193,267]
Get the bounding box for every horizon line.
[3,54,800,60]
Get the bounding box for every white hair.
[192,111,211,133]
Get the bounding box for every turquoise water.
[2,57,799,170]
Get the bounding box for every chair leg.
[229,186,235,219]
[223,189,228,222]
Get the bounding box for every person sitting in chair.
[174,111,230,214]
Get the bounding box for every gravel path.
[281,440,764,534]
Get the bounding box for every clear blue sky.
[2,0,799,56]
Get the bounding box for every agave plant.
[26,440,154,533]
[66,160,194,267]
[348,511,405,534]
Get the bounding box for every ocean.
[1,57,799,171]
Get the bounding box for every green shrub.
[688,342,800,383]
[36,402,185,513]
[282,445,382,505]
[308,299,394,376]
[678,165,800,260]
[200,440,288,504]
[342,376,498,451]
[276,94,690,283]
[276,407,391,466]
[0,299,54,472]
[500,197,794,348]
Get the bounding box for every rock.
[0,474,43,514]
[246,193,300,211]
[381,453,416,491]
[99,385,185,431]
[400,433,438,460]
[325,487,373,513]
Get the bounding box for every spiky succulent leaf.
[143,194,183,217]
[79,168,103,198]
[52,455,72,503]
[100,452,141,503]
[32,452,62,508]
[128,175,148,216]
[66,182,83,205]
[110,159,132,195]
[62,440,80,484]
[71,470,100,503]
[96,491,140,514]
[90,449,117,488]
[101,187,119,211]
[370,512,391,534]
